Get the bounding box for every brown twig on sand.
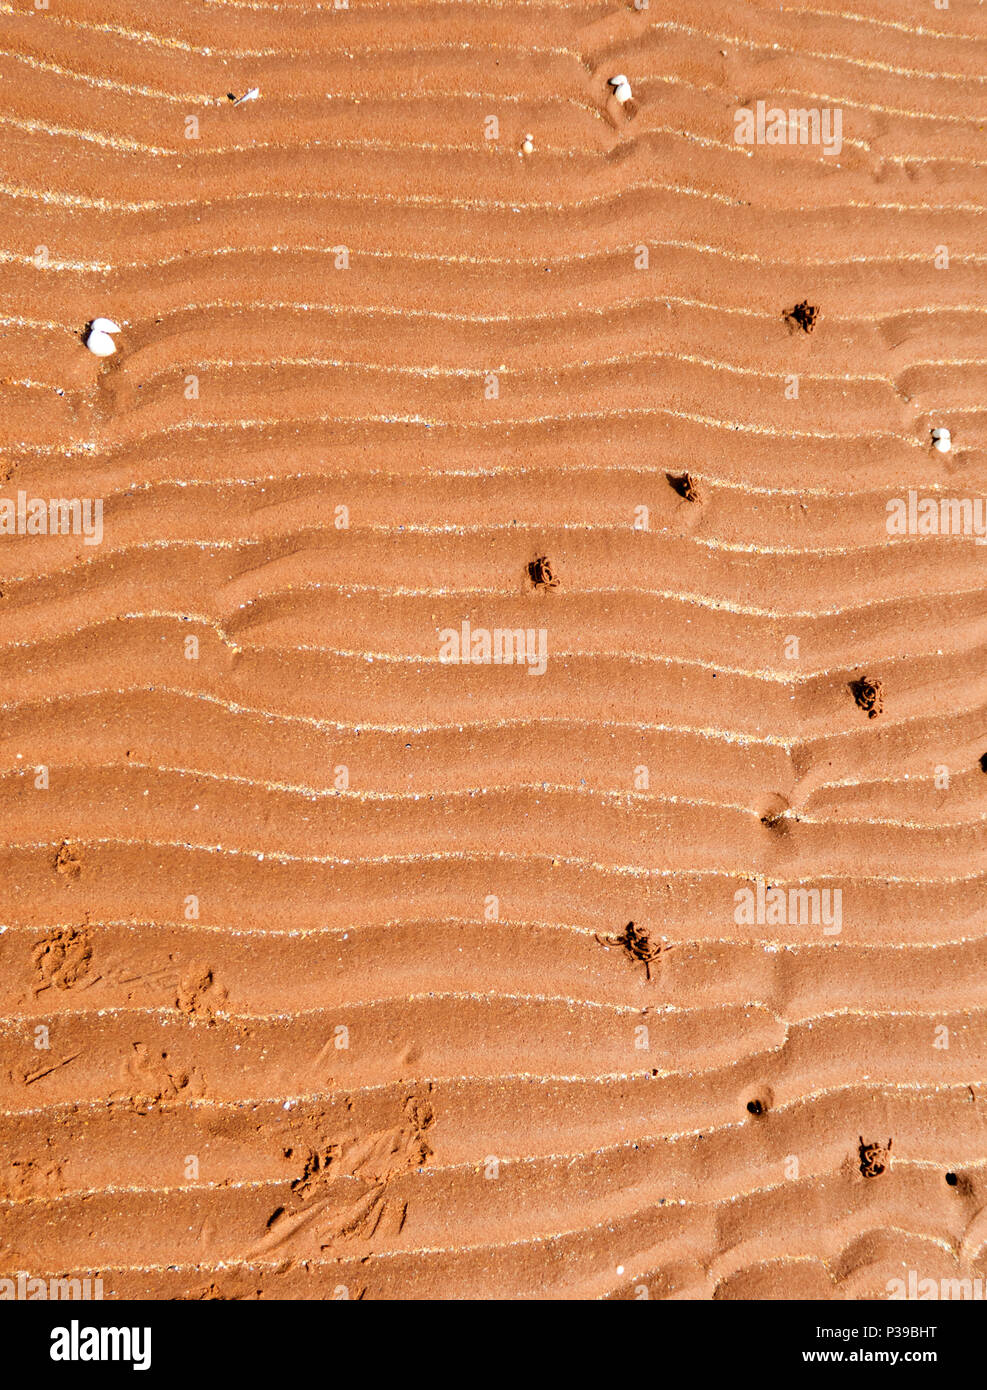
[859,1136,892,1178]
[786,300,819,333]
[609,921,671,981]
[849,676,883,719]
[527,555,559,589]
[666,471,699,503]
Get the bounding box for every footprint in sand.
[53,842,83,878]
[175,965,228,1025]
[250,1091,434,1257]
[32,927,92,993]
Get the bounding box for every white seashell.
[610,77,633,104]
[522,135,534,154]
[932,427,951,453]
[609,75,629,88]
[233,87,260,105]
[85,330,117,357]
[86,316,120,356]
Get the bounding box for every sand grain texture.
[1,0,987,1300]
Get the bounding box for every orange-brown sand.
[1,0,987,1301]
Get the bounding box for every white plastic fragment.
[85,318,121,357]
[932,427,951,453]
[609,74,633,104]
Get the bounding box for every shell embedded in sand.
[932,427,951,453]
[521,134,534,155]
[86,333,116,356]
[85,318,121,356]
[609,75,633,103]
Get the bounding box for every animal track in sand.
[181,1282,250,1301]
[2,1157,64,1201]
[256,1089,435,1256]
[175,965,228,1025]
[32,926,92,993]
[121,1042,197,1113]
[53,841,83,878]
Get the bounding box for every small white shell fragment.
[609,75,633,103]
[86,332,116,357]
[233,87,260,105]
[932,427,951,453]
[85,317,120,357]
[521,134,534,154]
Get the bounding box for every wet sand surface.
[1,0,987,1299]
